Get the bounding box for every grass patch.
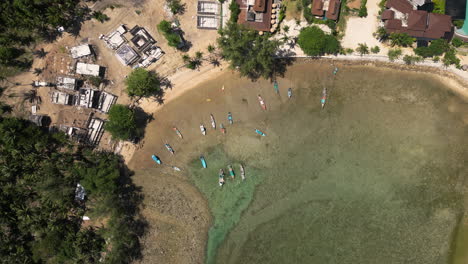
[284,0,303,21]
[188,146,261,264]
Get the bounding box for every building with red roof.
[310,0,341,21]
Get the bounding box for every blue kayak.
[200,155,207,168]
[255,129,266,136]
[152,155,162,164]
[228,112,233,125]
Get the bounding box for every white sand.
[341,0,388,54]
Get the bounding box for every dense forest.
[0,0,90,76]
[0,117,145,263]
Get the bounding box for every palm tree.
[181,54,190,63]
[32,68,43,76]
[207,44,215,53]
[195,51,203,60]
[33,48,48,59]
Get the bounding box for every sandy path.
[341,0,387,54]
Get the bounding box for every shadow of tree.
[133,106,154,143]
[270,57,296,79]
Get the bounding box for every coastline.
[121,57,468,165]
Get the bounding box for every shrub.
[374,27,388,41]
[442,48,460,67]
[167,0,185,15]
[433,56,440,62]
[370,46,380,53]
[297,26,341,56]
[387,48,402,61]
[452,38,464,48]
[92,11,110,23]
[453,20,464,28]
[403,55,423,65]
[414,39,449,58]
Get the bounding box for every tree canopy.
[297,26,341,56]
[217,22,281,80]
[414,39,449,58]
[0,117,143,263]
[389,33,414,47]
[105,104,138,141]
[125,68,161,98]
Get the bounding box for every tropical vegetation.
[125,68,161,98]
[0,117,143,263]
[297,26,340,56]
[157,20,185,49]
[105,104,138,141]
[389,33,414,47]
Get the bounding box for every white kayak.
[200,124,206,135]
[210,114,216,129]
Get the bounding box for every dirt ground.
[346,0,362,9]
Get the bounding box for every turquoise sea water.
[185,63,468,264]
[132,62,468,264]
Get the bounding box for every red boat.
[258,95,266,110]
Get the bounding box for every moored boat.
[220,123,226,134]
[240,164,245,180]
[228,165,235,179]
[200,155,207,168]
[333,67,339,75]
[274,80,279,94]
[288,88,292,99]
[228,112,233,125]
[255,129,266,136]
[200,124,206,135]
[321,87,327,109]
[258,95,266,110]
[173,127,183,139]
[219,169,225,187]
[152,155,162,164]
[210,114,216,129]
[172,166,181,171]
[165,143,175,155]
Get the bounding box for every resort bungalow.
[56,76,77,90]
[197,1,221,29]
[311,0,342,21]
[75,62,104,77]
[86,118,105,145]
[70,44,92,59]
[78,88,100,109]
[382,0,453,40]
[236,0,274,32]
[97,92,117,113]
[51,91,76,105]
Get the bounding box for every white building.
[87,118,105,145]
[78,88,97,108]
[76,62,102,77]
[97,92,117,113]
[56,76,76,90]
[51,91,75,105]
[70,44,92,59]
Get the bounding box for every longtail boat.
[173,127,183,139]
[288,88,292,99]
[165,143,175,155]
[255,129,266,136]
[219,169,225,187]
[210,114,216,129]
[274,80,279,94]
[228,165,235,179]
[200,124,206,135]
[200,156,207,168]
[333,67,339,75]
[321,87,327,109]
[152,155,162,164]
[228,112,233,124]
[220,124,226,134]
[240,164,245,181]
[258,95,266,110]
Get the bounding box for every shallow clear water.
[132,61,468,264]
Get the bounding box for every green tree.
[389,33,414,47]
[358,0,368,17]
[125,68,160,98]
[217,22,280,79]
[388,48,402,61]
[370,46,380,54]
[414,39,449,57]
[229,1,241,22]
[157,20,184,48]
[167,0,185,15]
[356,43,369,56]
[374,26,388,41]
[92,11,110,23]
[297,26,341,56]
[442,48,460,67]
[105,104,137,140]
[452,38,464,48]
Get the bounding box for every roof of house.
[381,9,395,20]
[407,10,428,31]
[70,44,92,59]
[76,62,101,76]
[115,44,140,65]
[236,0,273,31]
[326,0,341,20]
[386,0,413,14]
[386,19,403,30]
[424,13,452,39]
[253,0,266,12]
[312,0,325,16]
